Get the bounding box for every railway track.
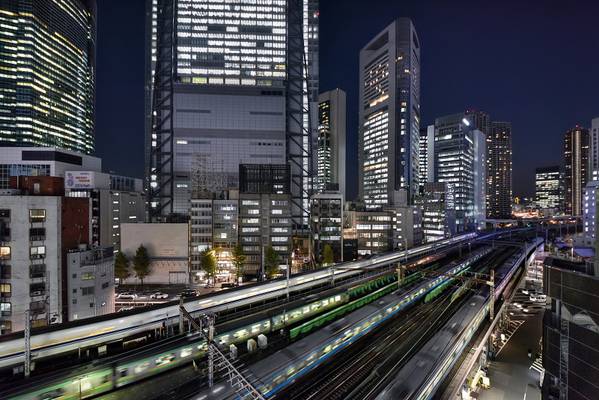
[279,246,519,400]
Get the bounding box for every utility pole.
[397,263,405,289]
[179,297,184,334]
[286,258,290,301]
[261,245,265,282]
[24,309,31,377]
[207,314,215,388]
[489,269,495,321]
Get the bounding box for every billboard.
[65,171,109,189]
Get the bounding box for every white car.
[117,292,138,300]
[150,292,169,299]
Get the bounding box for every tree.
[322,244,334,266]
[114,250,131,285]
[231,244,246,283]
[200,247,217,285]
[264,246,280,279]
[133,245,151,288]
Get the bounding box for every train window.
[119,369,128,377]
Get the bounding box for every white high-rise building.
[358,18,420,209]
[433,112,487,231]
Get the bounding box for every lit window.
[0,246,9,260]
[29,209,46,222]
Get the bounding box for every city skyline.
[1,2,598,398]
[94,0,599,198]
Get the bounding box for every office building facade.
[486,122,512,219]
[238,164,292,277]
[146,0,319,228]
[535,166,563,211]
[416,182,456,243]
[393,205,423,249]
[317,89,347,197]
[358,18,420,209]
[563,126,589,216]
[0,0,96,153]
[433,112,486,231]
[311,191,344,264]
[418,125,434,193]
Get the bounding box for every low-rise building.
[0,147,101,190]
[64,170,144,252]
[67,246,115,321]
[238,193,292,278]
[345,210,394,256]
[311,191,344,264]
[392,205,423,250]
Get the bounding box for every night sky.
[95,0,599,199]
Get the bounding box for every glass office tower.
[433,112,486,232]
[146,0,319,228]
[535,166,562,211]
[0,0,96,154]
[358,18,420,210]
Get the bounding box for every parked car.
[150,292,169,299]
[180,289,197,298]
[117,292,138,300]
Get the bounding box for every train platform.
[478,296,543,400]
[375,294,488,399]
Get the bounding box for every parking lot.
[114,284,228,311]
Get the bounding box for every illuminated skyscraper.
[486,121,512,219]
[0,0,96,154]
[358,18,420,210]
[564,126,589,216]
[317,88,346,197]
[418,125,434,193]
[146,0,319,229]
[433,112,486,232]
[535,166,562,211]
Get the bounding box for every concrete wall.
[121,223,189,285]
